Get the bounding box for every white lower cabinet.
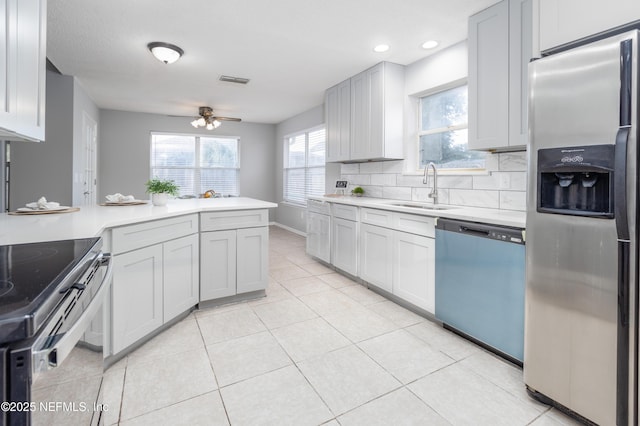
[332,216,358,276]
[359,223,393,292]
[163,234,199,323]
[393,231,435,313]
[306,210,331,263]
[110,215,199,354]
[358,210,436,313]
[237,227,269,294]
[200,230,237,300]
[112,244,163,353]
[200,226,268,302]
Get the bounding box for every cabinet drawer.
[200,209,268,232]
[112,214,198,254]
[360,208,393,227]
[307,199,331,215]
[332,203,358,221]
[393,213,435,238]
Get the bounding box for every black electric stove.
[0,238,102,345]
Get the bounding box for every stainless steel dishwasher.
[435,218,525,364]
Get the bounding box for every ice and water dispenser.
[537,144,614,218]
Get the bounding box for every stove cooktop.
[0,237,102,344]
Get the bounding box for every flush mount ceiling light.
[373,44,390,53]
[421,40,439,49]
[190,106,241,130]
[147,42,184,64]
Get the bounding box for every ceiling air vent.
[219,75,250,85]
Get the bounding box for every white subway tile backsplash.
[348,175,371,186]
[498,152,527,172]
[359,162,384,174]
[500,191,526,211]
[382,186,412,201]
[449,189,500,209]
[396,174,425,187]
[382,160,404,174]
[437,175,473,189]
[361,186,383,198]
[341,163,360,174]
[508,172,527,191]
[339,154,527,212]
[371,174,397,186]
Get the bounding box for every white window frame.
[283,125,326,206]
[150,132,240,196]
[415,82,486,174]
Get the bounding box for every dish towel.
[25,197,60,210]
[105,193,135,202]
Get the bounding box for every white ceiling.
[47,0,498,124]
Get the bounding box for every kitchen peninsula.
[0,197,276,359]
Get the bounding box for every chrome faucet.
[423,162,438,204]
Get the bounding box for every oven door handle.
[32,253,113,373]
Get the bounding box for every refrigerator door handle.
[614,127,630,241]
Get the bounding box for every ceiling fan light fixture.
[213,119,221,128]
[147,42,184,64]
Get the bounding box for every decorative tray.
[9,207,80,215]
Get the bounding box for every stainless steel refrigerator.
[525,29,639,426]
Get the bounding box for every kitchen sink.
[390,203,457,210]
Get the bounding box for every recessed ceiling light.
[147,42,184,64]
[422,40,439,50]
[373,44,390,53]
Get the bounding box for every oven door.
[3,253,112,426]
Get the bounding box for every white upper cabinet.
[0,0,46,142]
[325,61,404,162]
[468,0,535,151]
[539,0,640,52]
[325,79,351,162]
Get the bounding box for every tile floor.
[31,226,582,426]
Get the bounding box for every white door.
[393,231,435,313]
[359,223,393,292]
[82,112,97,205]
[237,226,268,294]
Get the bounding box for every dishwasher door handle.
[459,226,490,238]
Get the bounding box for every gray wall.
[9,71,75,209]
[98,110,277,214]
[274,104,337,233]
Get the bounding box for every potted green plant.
[351,186,364,197]
[145,178,179,206]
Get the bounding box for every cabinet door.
[468,0,510,151]
[14,0,45,141]
[200,230,237,301]
[350,69,370,160]
[368,63,385,159]
[539,0,640,52]
[332,217,358,276]
[325,79,350,162]
[393,231,435,313]
[359,223,393,292]
[112,244,163,353]
[163,234,199,322]
[237,226,269,294]
[0,0,16,130]
[508,0,534,149]
[306,211,331,263]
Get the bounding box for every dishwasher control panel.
[436,218,525,245]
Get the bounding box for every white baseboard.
[270,221,307,237]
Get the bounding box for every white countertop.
[0,197,277,245]
[309,195,526,229]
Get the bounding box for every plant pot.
[151,192,169,206]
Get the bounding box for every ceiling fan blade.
[213,116,242,122]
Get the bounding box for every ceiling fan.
[190,106,241,130]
